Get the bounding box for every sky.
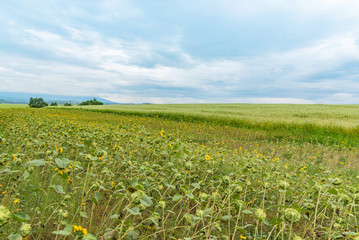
[1,0,359,104]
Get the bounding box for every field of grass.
[74,104,359,128]
[0,105,359,239]
[0,104,27,108]
[70,104,359,147]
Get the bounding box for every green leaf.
[164,182,175,189]
[55,158,70,169]
[127,229,140,240]
[220,215,231,221]
[332,234,344,239]
[63,222,74,232]
[23,171,30,180]
[52,223,73,236]
[80,211,88,218]
[102,229,116,239]
[186,193,194,199]
[0,168,11,174]
[242,210,253,214]
[109,214,119,219]
[293,203,303,212]
[92,192,100,204]
[172,194,183,202]
[191,183,200,189]
[126,207,141,216]
[242,224,254,229]
[50,185,65,194]
[12,212,30,222]
[343,232,359,236]
[150,216,159,226]
[84,233,98,240]
[263,219,271,226]
[52,230,72,236]
[89,155,98,161]
[328,188,338,195]
[270,217,283,225]
[8,234,22,240]
[235,227,247,234]
[180,186,189,194]
[27,159,45,166]
[140,195,153,207]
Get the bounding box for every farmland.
[0,105,359,239]
[73,104,359,147]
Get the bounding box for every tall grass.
[59,104,359,147]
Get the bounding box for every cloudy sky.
[1,0,359,103]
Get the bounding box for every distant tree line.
[28,97,103,108]
[78,98,104,106]
[28,97,48,108]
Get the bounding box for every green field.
[69,104,359,147]
[0,104,27,108]
[0,105,358,239]
[74,104,359,129]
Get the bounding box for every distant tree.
[64,102,72,106]
[50,102,58,106]
[28,97,48,108]
[78,98,104,106]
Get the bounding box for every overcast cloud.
[1,0,359,103]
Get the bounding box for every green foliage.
[0,205,31,238]
[50,102,58,106]
[63,102,72,106]
[0,107,358,239]
[28,97,48,108]
[79,98,103,106]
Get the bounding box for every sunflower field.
[0,107,358,239]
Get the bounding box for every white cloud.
[3,25,359,103]
[226,34,359,94]
[21,29,131,65]
[100,93,313,104]
[100,93,208,104]
[230,97,314,104]
[0,55,129,96]
[316,93,359,104]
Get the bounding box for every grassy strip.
[0,104,27,108]
[55,107,359,147]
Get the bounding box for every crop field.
[72,104,359,147]
[0,105,359,239]
[0,104,27,109]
